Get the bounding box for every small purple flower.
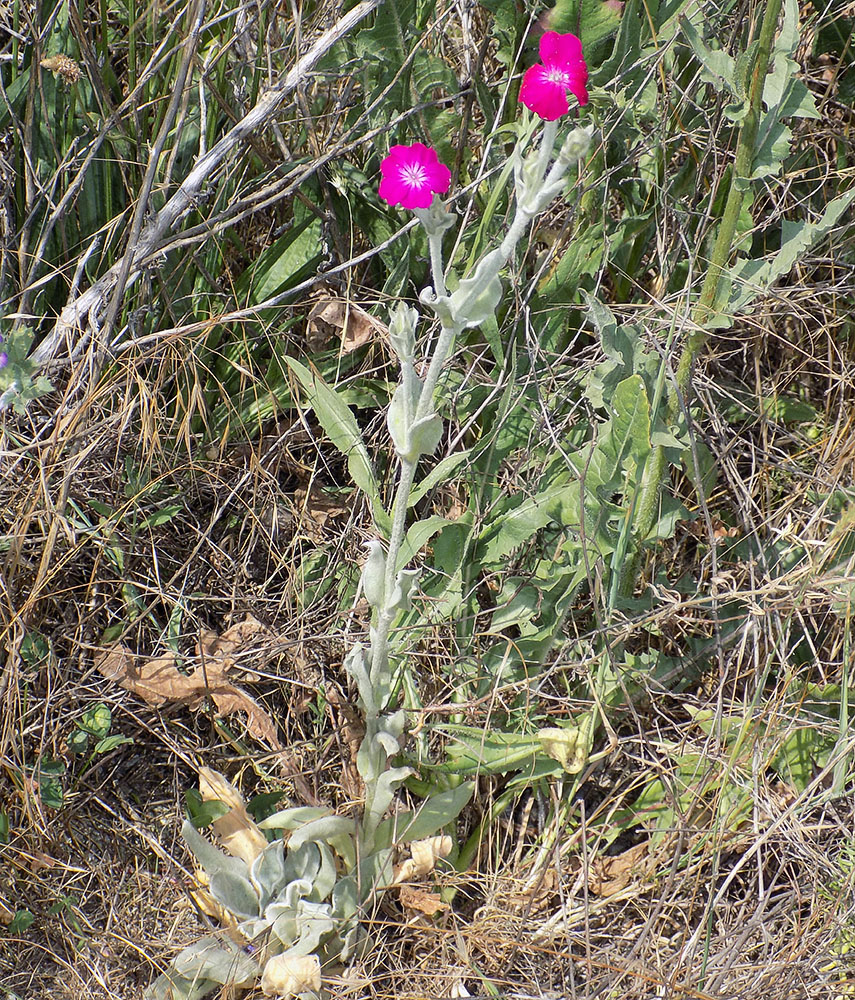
[0,351,7,369]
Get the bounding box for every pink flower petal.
[540,31,583,66]
[379,142,451,210]
[520,31,589,119]
[519,65,570,121]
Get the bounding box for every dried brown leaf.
[306,296,386,354]
[199,767,267,865]
[398,884,448,916]
[588,841,650,897]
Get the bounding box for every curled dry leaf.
[588,840,650,898]
[199,767,267,865]
[393,835,452,883]
[398,884,448,917]
[96,616,319,803]
[306,293,387,354]
[261,952,321,998]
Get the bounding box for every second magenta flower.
[379,142,451,210]
[519,31,589,121]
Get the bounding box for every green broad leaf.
[679,15,736,95]
[283,357,379,504]
[577,374,651,488]
[537,224,606,304]
[490,577,542,632]
[373,783,474,848]
[412,49,458,98]
[140,505,183,529]
[171,936,259,986]
[727,188,855,314]
[93,734,133,754]
[477,481,580,565]
[184,790,231,829]
[646,494,691,542]
[398,515,454,570]
[34,760,65,810]
[751,115,792,179]
[408,450,472,506]
[583,293,659,407]
[438,726,544,776]
[78,703,112,738]
[7,909,35,934]
[547,0,623,59]
[239,215,323,305]
[763,0,818,119]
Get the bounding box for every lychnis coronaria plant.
[148,33,593,1000]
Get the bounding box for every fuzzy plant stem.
[370,235,461,691]
[619,0,784,597]
[370,123,568,681]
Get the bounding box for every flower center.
[545,66,571,86]
[400,163,428,189]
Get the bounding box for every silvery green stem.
[369,220,457,692]
[428,231,447,297]
[370,457,416,688]
[534,119,558,191]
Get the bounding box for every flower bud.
[557,124,594,168]
[361,540,387,610]
[388,303,418,363]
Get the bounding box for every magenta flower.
[379,143,451,210]
[519,32,589,121]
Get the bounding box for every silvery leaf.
[363,766,412,831]
[360,539,387,609]
[380,709,406,741]
[387,568,420,612]
[181,819,247,880]
[374,731,400,758]
[258,806,332,832]
[270,909,299,947]
[283,842,321,886]
[413,197,456,236]
[418,286,456,328]
[387,379,421,461]
[143,971,217,1000]
[208,871,260,919]
[342,643,375,716]
[357,847,395,897]
[288,815,356,851]
[310,842,337,902]
[448,256,503,329]
[400,412,442,463]
[250,839,288,908]
[331,875,358,920]
[388,302,418,362]
[172,935,259,986]
[280,878,314,910]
